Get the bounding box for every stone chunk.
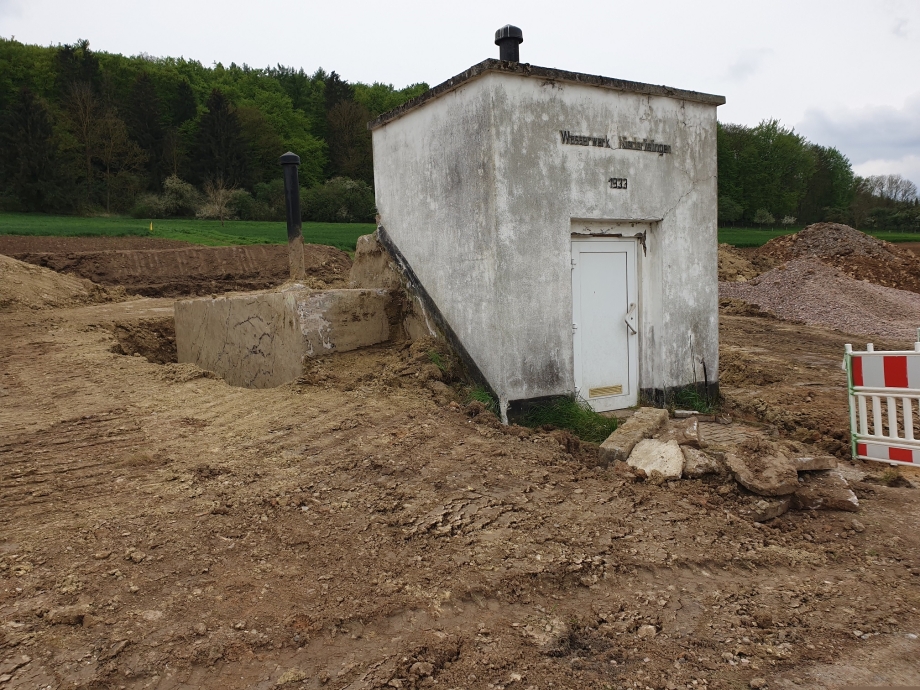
[792,470,859,512]
[725,452,799,496]
[681,446,725,478]
[46,604,92,626]
[745,497,792,522]
[599,407,669,464]
[627,439,684,481]
[792,455,837,472]
[657,417,703,448]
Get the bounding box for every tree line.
[717,120,919,231]
[0,38,427,222]
[2,37,918,230]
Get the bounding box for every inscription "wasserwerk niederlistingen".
[559,130,671,154]
[618,137,671,154]
[559,131,612,148]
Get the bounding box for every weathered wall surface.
[372,69,719,407]
[175,286,391,388]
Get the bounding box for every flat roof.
[368,59,726,130]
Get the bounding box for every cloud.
[724,48,772,82]
[0,0,20,18]
[892,16,909,37]
[854,155,920,190]
[797,94,920,175]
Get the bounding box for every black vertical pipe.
[279,151,302,243]
[495,25,523,62]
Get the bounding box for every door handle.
[624,303,637,335]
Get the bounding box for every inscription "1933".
[608,177,628,189]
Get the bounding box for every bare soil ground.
[0,237,351,297]
[2,243,920,690]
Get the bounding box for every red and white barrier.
[846,333,920,467]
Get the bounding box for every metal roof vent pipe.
[495,25,523,62]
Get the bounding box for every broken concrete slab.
[792,470,860,512]
[657,416,703,448]
[175,285,391,389]
[792,455,838,472]
[725,452,799,496]
[681,446,725,478]
[599,407,669,464]
[627,439,684,481]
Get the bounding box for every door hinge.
[571,258,576,269]
[572,323,578,333]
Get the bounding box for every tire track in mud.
[0,411,150,519]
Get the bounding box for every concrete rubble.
[681,446,725,478]
[626,439,684,481]
[603,409,861,517]
[793,469,860,512]
[599,407,669,464]
[725,451,800,497]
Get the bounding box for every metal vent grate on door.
[588,385,623,398]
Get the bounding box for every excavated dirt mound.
[755,222,920,293]
[717,244,778,282]
[0,254,119,311]
[720,258,920,340]
[0,236,193,253]
[6,243,352,297]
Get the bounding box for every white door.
[571,237,639,411]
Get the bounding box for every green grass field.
[718,227,920,247]
[2,214,917,251]
[0,213,376,253]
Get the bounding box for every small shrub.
[466,386,498,415]
[520,396,618,444]
[427,350,446,372]
[130,193,168,218]
[671,387,717,414]
[161,175,201,216]
[302,177,376,223]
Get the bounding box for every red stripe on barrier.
[852,357,863,387]
[857,443,867,457]
[883,356,909,388]
[889,447,914,463]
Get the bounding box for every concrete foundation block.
[599,407,669,464]
[175,285,391,388]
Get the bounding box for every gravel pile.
[720,258,920,341]
[756,222,920,293]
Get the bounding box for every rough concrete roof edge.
[367,59,726,130]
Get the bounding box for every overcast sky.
[2,0,919,186]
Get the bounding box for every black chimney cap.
[279,151,300,166]
[494,24,523,45]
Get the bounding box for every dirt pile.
[5,243,352,297]
[718,244,760,282]
[0,254,118,311]
[756,222,920,293]
[720,258,920,340]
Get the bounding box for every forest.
[0,38,426,223]
[1,37,918,230]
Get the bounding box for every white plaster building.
[370,38,725,418]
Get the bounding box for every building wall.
[373,71,719,407]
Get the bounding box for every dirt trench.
[0,238,351,297]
